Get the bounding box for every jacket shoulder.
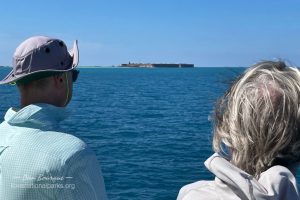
[258,165,300,198]
[35,131,88,159]
[177,181,219,200]
[8,130,89,166]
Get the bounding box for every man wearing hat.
[0,36,107,199]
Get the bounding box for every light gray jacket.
[177,153,299,200]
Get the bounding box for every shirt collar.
[4,103,69,128]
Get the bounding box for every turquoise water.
[2,67,295,200]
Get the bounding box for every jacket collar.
[4,103,69,128]
[205,153,299,200]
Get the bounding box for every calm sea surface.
[1,67,298,200]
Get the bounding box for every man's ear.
[53,74,65,87]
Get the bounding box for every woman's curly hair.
[213,61,300,178]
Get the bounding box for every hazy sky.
[0,0,299,67]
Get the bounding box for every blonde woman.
[177,61,300,200]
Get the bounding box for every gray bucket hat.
[0,36,79,84]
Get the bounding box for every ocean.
[0,67,298,200]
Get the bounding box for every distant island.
[120,63,194,68]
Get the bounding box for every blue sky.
[0,0,299,67]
